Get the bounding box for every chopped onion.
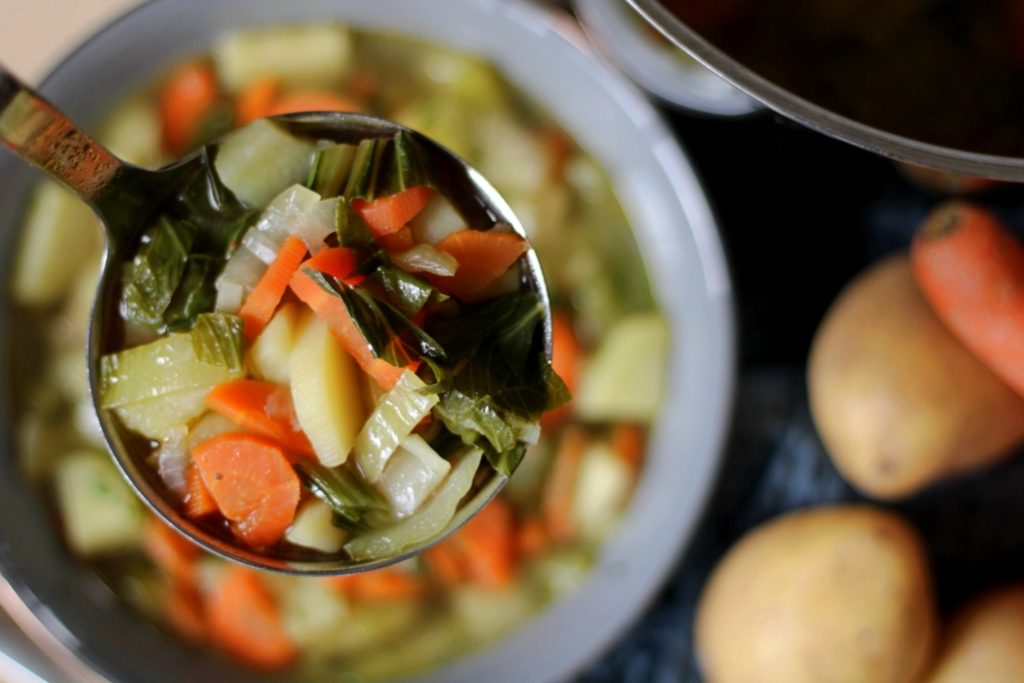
[391,244,459,277]
[156,426,190,500]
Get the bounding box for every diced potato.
[575,313,669,423]
[12,180,102,306]
[284,499,347,553]
[97,97,164,168]
[214,119,318,207]
[377,435,451,517]
[571,442,632,539]
[248,302,300,384]
[54,450,144,556]
[272,576,349,648]
[290,313,367,467]
[214,24,353,91]
[409,193,465,246]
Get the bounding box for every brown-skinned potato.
[695,505,938,683]
[808,254,1024,499]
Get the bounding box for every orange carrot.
[235,77,279,125]
[429,230,529,301]
[266,90,360,116]
[610,423,646,470]
[328,567,425,601]
[239,236,308,341]
[289,268,407,390]
[206,379,314,456]
[422,542,466,586]
[159,61,219,154]
[911,201,1024,398]
[165,580,206,642]
[541,312,581,430]
[377,225,416,252]
[449,496,517,588]
[353,186,434,238]
[205,566,297,669]
[543,427,588,541]
[143,517,200,587]
[184,464,218,519]
[517,516,550,558]
[192,433,300,548]
[302,246,360,283]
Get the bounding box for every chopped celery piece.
[354,371,439,483]
[290,314,366,467]
[575,313,669,423]
[309,602,421,659]
[214,24,353,91]
[390,244,458,277]
[451,583,537,642]
[309,143,357,197]
[248,302,300,384]
[97,97,163,168]
[190,313,244,370]
[54,451,144,556]
[284,499,348,553]
[527,546,592,599]
[297,197,342,253]
[344,447,481,561]
[12,180,102,306]
[342,138,381,200]
[294,459,389,532]
[214,119,318,207]
[376,434,451,517]
[113,388,209,441]
[99,333,243,408]
[571,442,632,539]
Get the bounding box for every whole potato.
[695,505,938,683]
[808,254,1024,499]
[926,585,1024,683]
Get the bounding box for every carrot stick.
[543,426,588,542]
[267,90,361,116]
[184,464,218,520]
[143,517,200,587]
[289,268,407,390]
[541,312,580,431]
[235,77,279,125]
[428,230,529,301]
[192,433,300,548]
[911,201,1024,397]
[159,61,219,155]
[610,423,646,470]
[328,567,425,601]
[205,566,297,669]
[422,542,466,586]
[239,236,309,342]
[302,246,361,283]
[165,580,206,642]
[206,379,315,456]
[449,496,517,588]
[353,186,434,238]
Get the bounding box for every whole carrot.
[911,201,1024,398]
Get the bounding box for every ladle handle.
[0,65,124,204]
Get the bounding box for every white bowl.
[0,1,735,681]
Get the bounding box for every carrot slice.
[353,186,434,238]
[328,567,425,601]
[289,268,407,390]
[184,464,218,519]
[165,580,206,642]
[422,542,466,586]
[266,90,360,116]
[159,61,219,154]
[239,236,309,341]
[541,312,580,430]
[192,433,300,548]
[911,202,1024,398]
[235,77,279,125]
[206,379,315,456]
[205,566,296,669]
[610,423,646,470]
[377,225,416,252]
[429,230,529,301]
[517,516,550,558]
[543,426,588,542]
[143,517,200,587]
[449,496,517,588]
[302,246,361,283]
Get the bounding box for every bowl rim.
[0,1,736,682]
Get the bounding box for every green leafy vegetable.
[377,130,431,196]
[336,198,376,249]
[121,216,195,328]
[367,265,436,317]
[190,313,244,370]
[342,138,381,200]
[162,256,220,331]
[308,143,357,197]
[294,460,391,532]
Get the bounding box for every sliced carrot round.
[205,566,297,669]
[206,379,314,456]
[192,433,300,548]
[429,230,528,301]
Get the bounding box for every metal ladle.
[0,65,550,575]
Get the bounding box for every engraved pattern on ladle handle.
[0,65,123,203]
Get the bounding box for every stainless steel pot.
[629,0,1024,182]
